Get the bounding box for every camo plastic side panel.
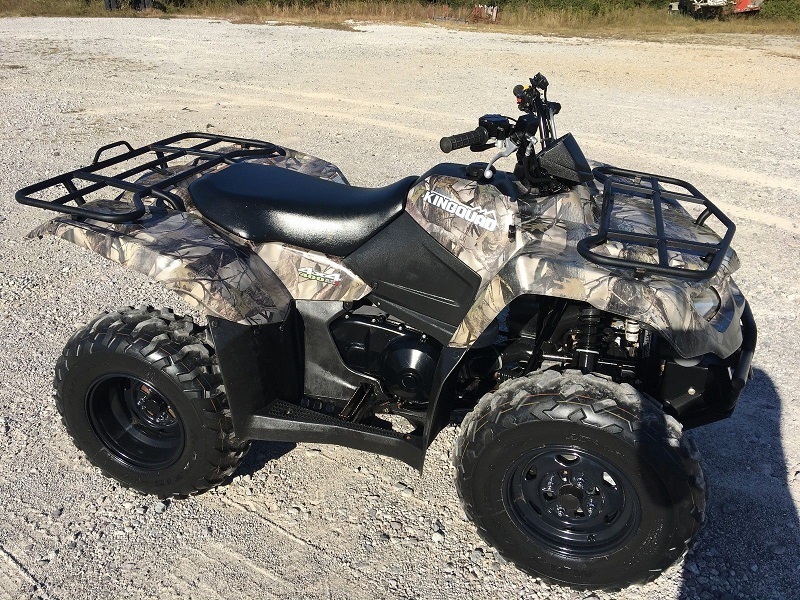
[266,148,348,183]
[27,146,348,322]
[256,242,371,302]
[452,243,744,359]
[405,170,743,359]
[405,174,517,287]
[450,184,744,359]
[28,200,291,325]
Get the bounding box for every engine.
[330,314,441,408]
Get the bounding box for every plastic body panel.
[449,184,745,359]
[257,242,371,302]
[405,164,518,288]
[295,300,384,401]
[343,212,482,331]
[27,144,362,323]
[29,201,292,325]
[405,163,746,361]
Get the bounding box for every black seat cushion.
[189,162,416,256]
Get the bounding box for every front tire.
[454,370,705,590]
[55,306,249,497]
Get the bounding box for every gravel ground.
[1,16,799,600]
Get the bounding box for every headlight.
[692,287,721,321]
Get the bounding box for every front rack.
[577,166,735,281]
[15,132,285,223]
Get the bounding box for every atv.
[16,74,755,590]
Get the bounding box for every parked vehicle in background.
[673,0,765,18]
[728,0,765,16]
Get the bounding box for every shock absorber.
[574,308,602,374]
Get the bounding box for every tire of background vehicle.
[454,370,705,590]
[54,306,249,498]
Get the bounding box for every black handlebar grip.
[440,127,490,153]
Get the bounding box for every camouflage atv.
[17,74,755,590]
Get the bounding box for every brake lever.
[483,139,518,180]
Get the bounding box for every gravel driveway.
[1,16,798,600]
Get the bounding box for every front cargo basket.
[578,166,735,280]
[15,133,285,223]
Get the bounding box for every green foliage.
[761,0,800,20]
[504,0,664,11]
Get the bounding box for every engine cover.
[380,336,439,408]
[330,314,440,407]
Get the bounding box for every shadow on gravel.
[678,368,799,600]
[233,441,297,478]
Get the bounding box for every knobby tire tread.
[54,306,249,498]
[453,369,705,590]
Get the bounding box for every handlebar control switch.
[479,115,512,141]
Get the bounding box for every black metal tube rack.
[15,132,285,223]
[577,166,735,280]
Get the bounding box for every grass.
[1,0,799,38]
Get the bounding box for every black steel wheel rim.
[502,445,640,557]
[87,374,185,471]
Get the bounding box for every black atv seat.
[188,162,417,257]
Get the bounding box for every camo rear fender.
[28,203,292,325]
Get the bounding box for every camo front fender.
[28,204,292,325]
[450,246,745,360]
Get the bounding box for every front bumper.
[729,302,757,405]
[661,301,757,429]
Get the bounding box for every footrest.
[259,400,408,440]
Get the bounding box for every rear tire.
[55,306,249,497]
[454,370,705,590]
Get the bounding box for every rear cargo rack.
[15,132,285,224]
[577,166,735,280]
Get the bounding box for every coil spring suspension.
[495,368,518,383]
[575,308,602,374]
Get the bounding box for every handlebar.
[439,127,490,154]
